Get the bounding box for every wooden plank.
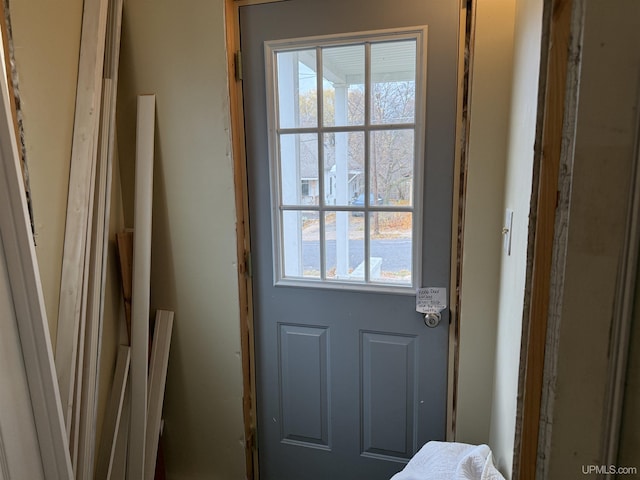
[0,22,74,480]
[515,0,573,478]
[75,76,113,478]
[116,230,133,341]
[144,310,174,480]
[127,94,156,480]
[95,346,130,480]
[76,0,125,470]
[55,0,110,435]
[70,146,98,468]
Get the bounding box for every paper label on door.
[416,287,447,314]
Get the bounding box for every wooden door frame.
[515,1,640,478]
[511,0,574,478]
[225,3,275,479]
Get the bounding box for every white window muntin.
[264,27,428,293]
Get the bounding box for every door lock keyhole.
[424,312,441,328]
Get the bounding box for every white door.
[240,1,459,478]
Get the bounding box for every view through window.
[267,30,427,290]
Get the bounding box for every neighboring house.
[297,131,364,205]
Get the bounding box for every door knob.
[424,312,441,328]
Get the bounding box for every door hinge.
[244,251,253,278]
[235,50,243,81]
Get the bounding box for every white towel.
[390,441,506,480]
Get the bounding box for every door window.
[265,29,427,291]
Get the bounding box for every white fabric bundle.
[390,441,505,480]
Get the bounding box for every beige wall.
[456,0,516,446]
[9,0,83,341]
[488,0,543,476]
[116,0,245,477]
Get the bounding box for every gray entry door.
[240,1,459,478]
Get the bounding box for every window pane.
[370,212,412,285]
[277,50,317,128]
[324,211,365,280]
[371,41,417,125]
[323,132,364,206]
[322,45,365,127]
[370,130,414,206]
[283,210,320,279]
[280,133,318,206]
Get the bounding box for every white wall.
[488,0,543,476]
[456,0,516,445]
[115,1,246,478]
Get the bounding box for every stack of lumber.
[53,0,174,478]
[54,0,124,477]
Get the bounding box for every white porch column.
[334,84,350,278]
[278,53,302,276]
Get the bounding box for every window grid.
[268,30,425,291]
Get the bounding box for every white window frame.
[264,26,428,294]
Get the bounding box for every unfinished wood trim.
[127,94,156,480]
[95,345,130,480]
[225,0,259,478]
[76,76,115,480]
[0,27,74,480]
[77,1,125,473]
[534,2,584,478]
[447,0,475,443]
[70,149,98,468]
[144,310,174,480]
[514,0,573,478]
[56,0,110,434]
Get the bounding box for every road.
[301,238,412,273]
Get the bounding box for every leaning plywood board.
[56,0,110,436]
[127,94,156,480]
[0,23,73,480]
[144,310,174,480]
[95,345,130,480]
